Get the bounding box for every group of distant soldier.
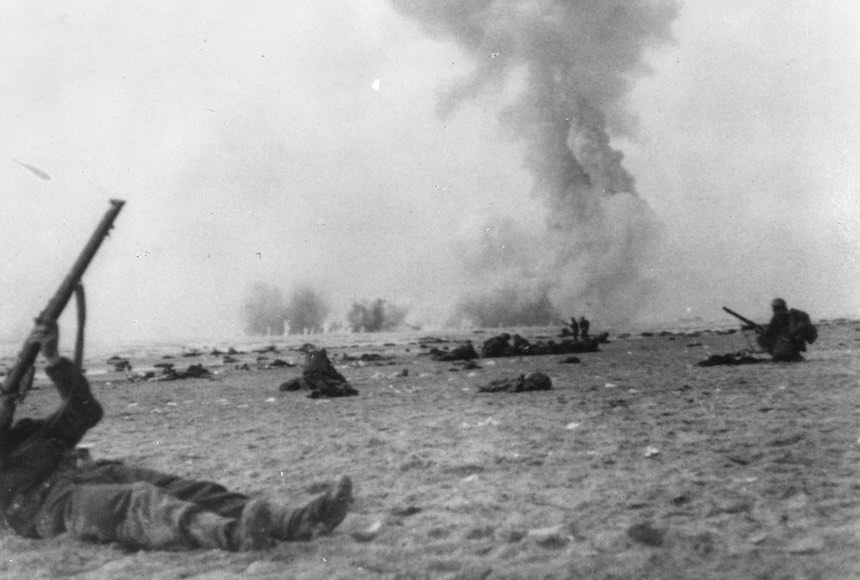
[562,315,590,341]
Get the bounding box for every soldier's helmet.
[771,297,787,310]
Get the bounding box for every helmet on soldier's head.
[771,298,787,311]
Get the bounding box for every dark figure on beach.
[480,333,514,358]
[430,341,479,362]
[579,316,590,340]
[755,298,817,362]
[0,322,353,551]
[280,349,359,397]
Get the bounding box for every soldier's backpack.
[788,309,818,346]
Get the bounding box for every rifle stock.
[722,306,762,331]
[0,200,124,430]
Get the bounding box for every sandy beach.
[1,320,858,579]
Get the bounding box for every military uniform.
[756,298,818,362]
[1,357,351,551]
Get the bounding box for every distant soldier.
[511,334,531,354]
[756,298,818,362]
[481,333,513,358]
[565,318,580,341]
[579,316,590,340]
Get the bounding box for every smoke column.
[390,0,679,326]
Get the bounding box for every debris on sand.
[481,333,600,358]
[527,524,571,549]
[266,359,295,368]
[111,359,132,372]
[150,363,212,381]
[696,352,767,367]
[391,505,422,517]
[627,521,666,547]
[279,349,358,398]
[342,352,395,366]
[351,520,383,542]
[254,345,281,354]
[428,342,480,362]
[479,372,552,393]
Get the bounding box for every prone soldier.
[0,322,352,551]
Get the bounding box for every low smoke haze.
[1,1,858,352]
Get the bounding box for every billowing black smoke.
[390,0,678,327]
[347,298,409,332]
[284,284,331,334]
[242,282,285,336]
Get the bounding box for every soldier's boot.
[271,476,353,541]
[185,499,274,551]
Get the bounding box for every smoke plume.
[242,282,286,336]
[391,0,678,326]
[347,298,409,332]
[284,284,331,334]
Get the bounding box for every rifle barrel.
[1,200,125,396]
[722,306,760,329]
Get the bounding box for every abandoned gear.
[280,349,359,398]
[480,333,514,358]
[756,299,818,362]
[1,323,353,551]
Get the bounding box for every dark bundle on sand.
[279,349,358,398]
[429,342,480,362]
[154,363,212,381]
[481,333,600,358]
[479,372,552,393]
[696,352,767,367]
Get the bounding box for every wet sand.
[2,321,859,579]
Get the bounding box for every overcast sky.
[1,1,858,348]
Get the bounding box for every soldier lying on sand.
[0,322,352,551]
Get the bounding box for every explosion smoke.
[284,284,331,334]
[347,298,409,332]
[242,282,285,336]
[390,0,678,326]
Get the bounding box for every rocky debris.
[279,349,358,398]
[479,372,552,393]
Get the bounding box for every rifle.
[0,199,125,432]
[722,306,763,332]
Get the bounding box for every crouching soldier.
[0,322,352,551]
[756,298,818,362]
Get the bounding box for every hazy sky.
[1,1,858,347]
